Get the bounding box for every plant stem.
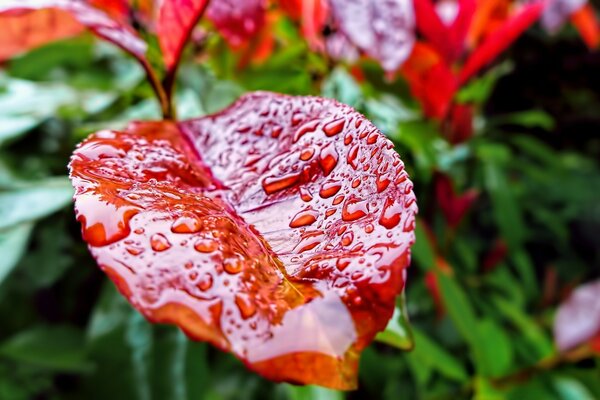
[141,60,173,120]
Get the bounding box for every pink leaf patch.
[329,0,416,72]
[206,0,267,47]
[70,92,417,389]
[554,279,600,352]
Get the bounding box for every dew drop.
[197,273,213,291]
[126,246,144,256]
[319,143,339,176]
[376,175,391,192]
[235,294,257,319]
[319,180,342,198]
[341,231,354,246]
[336,258,350,271]
[194,238,218,253]
[299,147,315,161]
[333,195,345,205]
[323,118,345,136]
[224,258,243,274]
[294,119,319,141]
[379,197,402,229]
[289,208,319,228]
[171,214,201,234]
[342,198,368,222]
[262,172,301,194]
[366,131,379,145]
[150,233,171,252]
[365,223,374,233]
[347,144,359,170]
[299,187,313,202]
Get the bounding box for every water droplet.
[299,147,315,161]
[323,118,345,136]
[150,233,171,252]
[235,294,257,319]
[366,131,379,144]
[262,172,301,194]
[224,258,243,274]
[197,273,213,291]
[344,133,353,145]
[171,214,201,233]
[126,246,144,256]
[333,195,345,205]
[194,238,218,253]
[336,258,350,271]
[299,187,313,202]
[347,144,359,170]
[365,223,374,233]
[376,176,391,192]
[289,208,318,228]
[325,208,336,217]
[319,180,342,198]
[379,197,402,229]
[134,228,145,234]
[319,143,339,176]
[341,231,354,246]
[342,198,368,222]
[294,119,319,141]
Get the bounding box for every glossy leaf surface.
[0,0,147,64]
[70,92,417,389]
[554,280,600,351]
[329,0,416,72]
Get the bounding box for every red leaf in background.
[554,280,600,352]
[329,0,415,72]
[459,1,544,84]
[445,103,474,144]
[570,4,600,49]
[414,0,475,62]
[0,0,147,64]
[280,0,329,50]
[70,93,417,389]
[0,8,84,62]
[481,239,508,272]
[434,172,478,228]
[88,0,129,20]
[157,0,209,71]
[401,42,458,120]
[206,0,267,47]
[466,0,511,48]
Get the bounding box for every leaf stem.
[141,60,173,120]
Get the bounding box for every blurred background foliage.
[0,9,599,400]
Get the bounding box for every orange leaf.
[0,8,84,62]
[570,3,600,49]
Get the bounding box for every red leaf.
[459,1,544,84]
[206,0,267,47]
[70,93,417,389]
[88,0,129,20]
[434,172,478,228]
[413,0,456,62]
[570,4,600,49]
[401,42,458,120]
[157,0,210,71]
[280,0,329,50]
[445,103,474,144]
[329,0,415,72]
[0,0,147,64]
[466,0,511,48]
[554,279,600,352]
[0,8,84,62]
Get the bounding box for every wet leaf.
[554,280,600,352]
[70,92,418,389]
[329,0,416,72]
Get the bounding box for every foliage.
[0,0,598,399]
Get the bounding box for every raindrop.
[150,233,171,252]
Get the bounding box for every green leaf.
[376,292,414,350]
[0,177,72,230]
[322,67,363,108]
[553,377,597,400]
[285,384,344,400]
[476,319,513,377]
[0,326,91,372]
[0,223,33,286]
[492,110,555,131]
[411,220,435,271]
[406,328,468,382]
